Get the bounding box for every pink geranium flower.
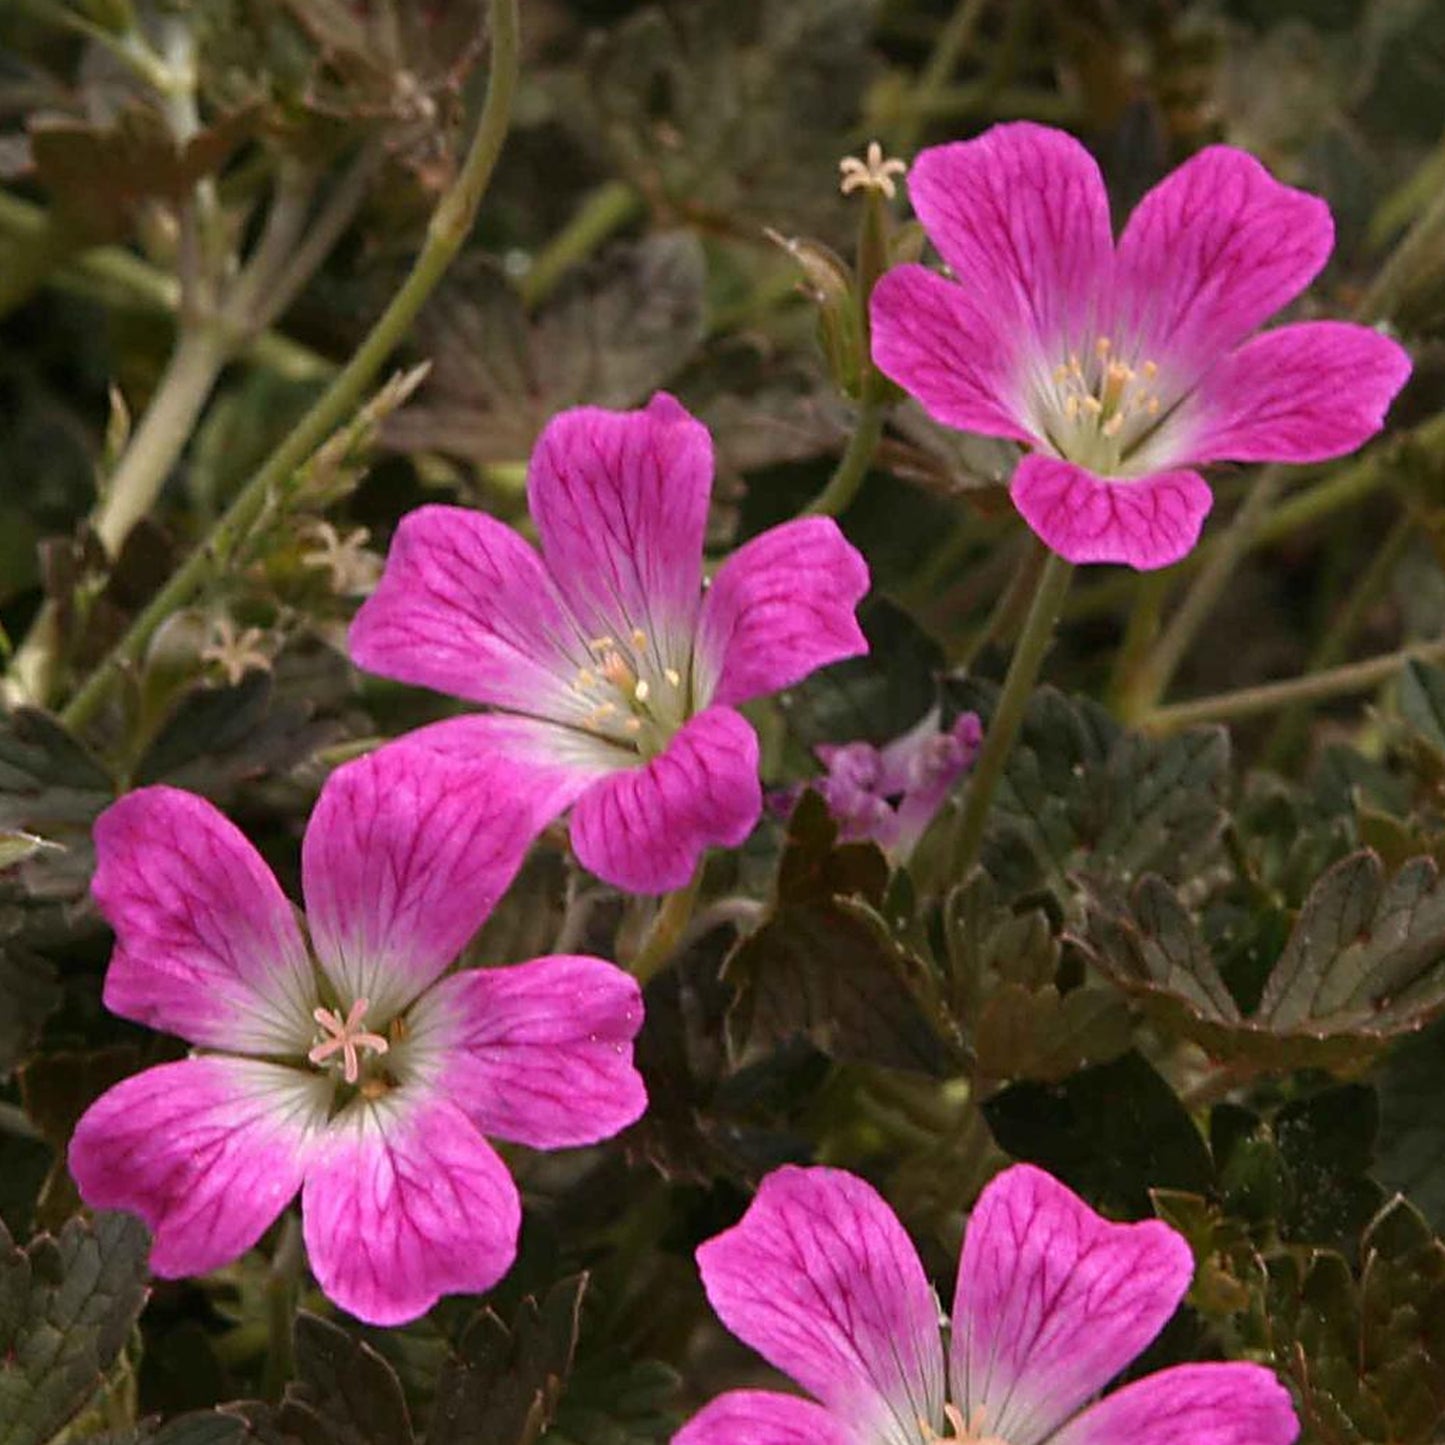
[676,1163,1299,1445]
[349,394,871,894]
[814,708,982,858]
[68,748,647,1326]
[870,123,1412,570]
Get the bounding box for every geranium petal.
[1186,321,1412,464]
[302,747,538,1021]
[569,706,762,894]
[528,393,712,663]
[348,503,580,715]
[69,1057,326,1278]
[674,1391,856,1445]
[1011,454,1212,570]
[92,787,313,1054]
[697,1166,945,1445]
[1051,1363,1299,1445]
[302,1091,520,1327]
[869,266,1036,441]
[408,954,646,1148]
[907,123,1113,350]
[694,518,869,710]
[1115,147,1333,378]
[950,1164,1195,1445]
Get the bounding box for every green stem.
[628,868,703,986]
[804,398,885,517]
[519,180,643,309]
[58,0,522,733]
[950,533,1046,668]
[951,551,1074,877]
[262,1212,304,1400]
[1141,635,1445,733]
[893,0,992,151]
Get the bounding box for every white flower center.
[569,628,691,756]
[1039,334,1166,476]
[308,997,391,1085]
[921,1405,1010,1445]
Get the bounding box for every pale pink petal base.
[69,1057,326,1277]
[694,518,870,709]
[1051,1363,1300,1445]
[697,1165,945,1445]
[302,1092,520,1327]
[1187,321,1412,464]
[302,747,537,1020]
[869,266,1035,441]
[1011,455,1213,570]
[950,1164,1195,1445]
[674,1391,855,1445]
[92,787,314,1054]
[410,954,646,1148]
[569,706,762,893]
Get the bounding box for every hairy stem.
[628,868,704,987]
[59,0,523,733]
[951,551,1074,878]
[804,397,885,517]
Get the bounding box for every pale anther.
[664,667,682,687]
[839,140,907,199]
[308,998,390,1085]
[634,679,651,702]
[631,627,648,649]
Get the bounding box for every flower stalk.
[951,551,1074,878]
[58,0,522,733]
[628,867,704,986]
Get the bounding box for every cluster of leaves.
[2,0,1445,1442]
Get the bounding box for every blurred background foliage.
[2,0,1445,1441]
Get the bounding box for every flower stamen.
[839,140,907,199]
[309,998,390,1085]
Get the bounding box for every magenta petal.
[569,706,762,894]
[93,787,313,1053]
[907,124,1113,348]
[1011,455,1212,570]
[69,1057,325,1277]
[951,1165,1195,1445]
[674,1391,855,1445]
[1051,1363,1299,1445]
[528,394,712,653]
[348,503,577,714]
[302,1091,520,1326]
[694,518,869,710]
[1115,147,1333,375]
[869,266,1036,441]
[302,747,538,1020]
[1187,321,1412,464]
[410,954,646,1148]
[697,1166,945,1445]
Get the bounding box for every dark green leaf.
[1374,1014,1445,1232]
[1084,851,1445,1070]
[277,1312,414,1445]
[0,1211,151,1445]
[982,1051,1213,1216]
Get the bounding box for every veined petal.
[1011,455,1212,570]
[1115,147,1333,378]
[93,787,314,1054]
[907,124,1113,351]
[674,1391,856,1445]
[1185,322,1412,464]
[696,1166,945,1445]
[302,747,538,1022]
[348,503,580,715]
[950,1165,1195,1445]
[302,1090,521,1326]
[869,266,1036,441]
[694,518,869,710]
[407,954,646,1149]
[69,1057,326,1278]
[528,394,712,664]
[1050,1364,1299,1445]
[569,706,762,894]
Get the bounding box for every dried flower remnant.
[870,123,1412,569]
[302,521,383,596]
[349,395,871,894]
[200,616,271,684]
[810,708,982,858]
[68,748,646,1326]
[675,1164,1300,1445]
